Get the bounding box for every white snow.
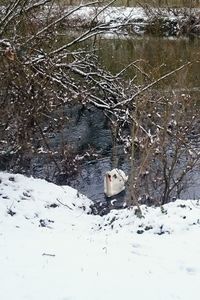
[68,6,200,26]
[0,171,200,300]
[71,6,147,23]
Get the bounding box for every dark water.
[97,35,200,89]
[62,35,200,204]
[29,34,199,205]
[116,0,200,7]
[52,106,130,204]
[68,0,200,8]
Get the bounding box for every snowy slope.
[0,171,200,300]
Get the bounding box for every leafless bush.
[0,0,140,176]
[141,2,200,36]
[0,0,122,173]
[123,89,200,206]
[0,0,199,207]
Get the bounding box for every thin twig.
[113,61,193,108]
[56,198,72,210]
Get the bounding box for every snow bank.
[0,171,92,219]
[100,200,200,234]
[0,171,200,300]
[69,6,198,24]
[71,6,147,23]
[67,6,200,36]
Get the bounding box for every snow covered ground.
[68,5,199,26]
[63,5,200,37]
[71,6,147,23]
[0,171,200,300]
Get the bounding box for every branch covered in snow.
[0,0,199,206]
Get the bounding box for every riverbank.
[66,5,200,36]
[0,171,200,300]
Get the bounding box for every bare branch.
[24,1,100,45]
[113,61,193,108]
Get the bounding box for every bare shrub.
[0,0,123,174]
[141,3,200,36]
[124,90,200,206]
[0,0,199,207]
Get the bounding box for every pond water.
[98,35,200,89]
[67,0,200,8]
[60,34,200,205]
[114,0,200,7]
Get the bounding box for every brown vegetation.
[0,0,200,207]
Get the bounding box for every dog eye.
[113,174,117,179]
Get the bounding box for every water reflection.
[68,0,200,8]
[97,35,200,89]
[66,34,200,204]
[39,30,200,204]
[115,0,200,7]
